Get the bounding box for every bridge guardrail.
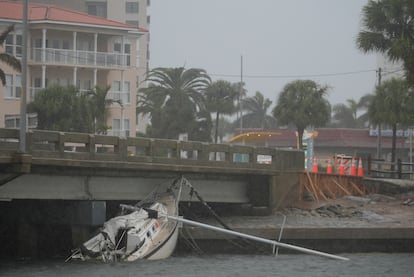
[0,128,304,173]
[367,155,414,179]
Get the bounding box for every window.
[113,43,121,53]
[4,75,13,98]
[4,114,19,128]
[112,81,121,91]
[124,81,131,103]
[15,35,22,57]
[124,119,130,137]
[5,114,37,129]
[3,74,21,99]
[87,2,107,17]
[15,75,22,98]
[125,2,139,13]
[5,34,13,55]
[5,33,22,57]
[124,43,131,66]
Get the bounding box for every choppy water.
[1,254,414,277]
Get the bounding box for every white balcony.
[30,48,130,68]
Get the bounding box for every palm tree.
[138,67,211,139]
[356,0,414,84]
[273,80,331,149]
[0,25,21,85]
[234,91,277,130]
[357,94,375,127]
[331,98,365,128]
[368,78,413,164]
[205,80,238,143]
[87,85,120,134]
[136,86,165,138]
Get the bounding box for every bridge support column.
[269,172,301,212]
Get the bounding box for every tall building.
[16,0,151,133]
[0,1,147,136]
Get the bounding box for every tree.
[87,85,120,134]
[356,0,414,84]
[27,85,94,132]
[273,80,331,149]
[138,67,211,140]
[331,98,369,128]
[0,25,21,85]
[233,91,277,130]
[368,78,414,163]
[205,80,238,143]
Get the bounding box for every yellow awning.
[228,131,282,143]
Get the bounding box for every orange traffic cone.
[357,157,364,177]
[312,157,318,173]
[339,157,345,175]
[326,158,333,174]
[350,157,357,176]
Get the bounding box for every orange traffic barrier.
[339,157,345,175]
[357,157,364,177]
[326,158,333,174]
[350,157,357,176]
[312,157,318,173]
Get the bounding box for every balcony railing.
[30,88,131,104]
[30,48,130,68]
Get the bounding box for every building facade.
[0,1,147,136]
[14,0,151,133]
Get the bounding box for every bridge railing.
[0,128,303,171]
[367,155,414,179]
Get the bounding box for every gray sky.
[148,0,378,107]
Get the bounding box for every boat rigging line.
[164,214,349,261]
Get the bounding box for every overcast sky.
[148,0,378,107]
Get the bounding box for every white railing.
[30,48,130,68]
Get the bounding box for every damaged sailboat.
[68,177,183,262]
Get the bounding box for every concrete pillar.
[73,67,77,87]
[41,28,46,62]
[93,33,98,66]
[269,173,301,211]
[41,65,46,88]
[93,68,97,88]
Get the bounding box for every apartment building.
[0,1,146,136]
[17,0,151,133]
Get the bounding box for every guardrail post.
[25,130,32,154]
[397,159,402,179]
[367,155,372,176]
[58,132,65,158]
[87,134,95,159]
[118,137,128,160]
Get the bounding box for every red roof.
[232,128,408,149]
[0,1,147,32]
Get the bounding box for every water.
[1,254,413,277]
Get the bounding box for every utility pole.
[376,67,382,160]
[19,0,28,153]
[239,55,243,134]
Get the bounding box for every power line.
[209,69,377,79]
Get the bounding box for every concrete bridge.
[0,128,304,211]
